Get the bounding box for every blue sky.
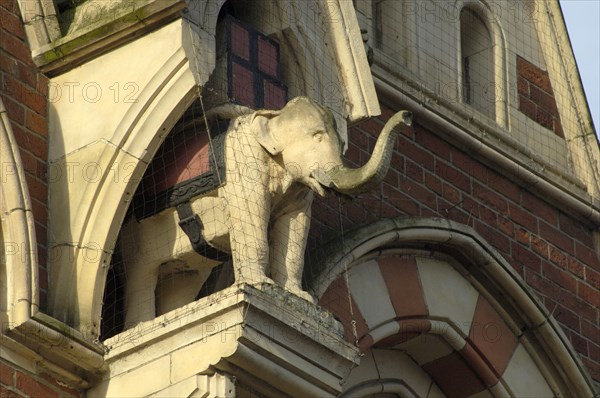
[560,0,600,136]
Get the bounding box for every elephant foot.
[123,312,153,330]
[236,274,275,287]
[286,285,317,304]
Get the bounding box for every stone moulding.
[0,98,37,328]
[373,70,600,225]
[32,0,187,76]
[150,372,235,398]
[321,0,381,122]
[1,98,105,388]
[92,284,359,397]
[536,0,600,201]
[307,217,596,397]
[6,313,107,387]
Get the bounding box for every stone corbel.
[92,285,359,397]
[151,371,235,398]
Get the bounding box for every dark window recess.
[460,8,495,119]
[463,57,471,104]
[205,15,288,110]
[131,16,289,221]
[132,116,229,221]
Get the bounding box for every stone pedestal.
[88,284,359,397]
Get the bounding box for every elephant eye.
[313,132,324,142]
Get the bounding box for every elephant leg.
[124,259,159,327]
[269,200,316,303]
[155,269,212,316]
[223,139,273,286]
[154,252,218,315]
[230,235,272,285]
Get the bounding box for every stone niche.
[43,0,376,393]
[46,0,378,334]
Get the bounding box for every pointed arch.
[309,217,595,397]
[47,42,198,336]
[45,0,380,339]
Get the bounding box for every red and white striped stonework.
[320,253,554,397]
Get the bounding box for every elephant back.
[131,118,231,221]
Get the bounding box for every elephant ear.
[253,109,283,155]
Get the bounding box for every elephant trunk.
[322,111,412,196]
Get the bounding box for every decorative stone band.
[321,254,523,397]
[310,217,596,397]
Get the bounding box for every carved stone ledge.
[91,284,359,397]
[6,312,107,388]
[35,0,186,76]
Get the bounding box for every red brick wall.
[0,360,81,398]
[0,1,70,396]
[310,101,600,383]
[0,0,49,308]
[517,55,564,137]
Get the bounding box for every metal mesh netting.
[100,0,599,342]
[100,0,350,340]
[372,0,598,186]
[100,100,236,340]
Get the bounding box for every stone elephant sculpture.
[121,96,412,326]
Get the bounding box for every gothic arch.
[309,217,595,397]
[47,43,198,335]
[47,0,377,338]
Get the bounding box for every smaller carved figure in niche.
[121,97,411,326]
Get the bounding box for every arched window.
[460,7,495,119]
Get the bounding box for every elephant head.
[252,96,412,197]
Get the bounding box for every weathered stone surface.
[91,284,358,397]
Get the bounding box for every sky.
[560,0,600,137]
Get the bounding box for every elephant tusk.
[312,169,334,188]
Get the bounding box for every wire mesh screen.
[100,0,353,340]
[101,100,236,340]
[309,0,600,347]
[370,0,599,183]
[100,0,599,345]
